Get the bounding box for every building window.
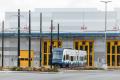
[112,55,115,66]
[75,42,78,50]
[80,46,83,50]
[112,46,115,54]
[44,54,47,65]
[89,55,92,66]
[48,54,51,65]
[85,46,88,53]
[89,42,93,45]
[117,55,120,66]
[107,55,110,66]
[89,42,93,55]
[44,42,47,53]
[114,41,118,45]
[107,42,110,54]
[89,45,92,53]
[82,41,85,45]
[48,46,51,53]
[117,46,120,54]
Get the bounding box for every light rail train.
[52,48,87,68]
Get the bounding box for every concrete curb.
[0,71,59,74]
[0,70,120,74]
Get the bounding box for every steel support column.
[17,9,20,67]
[28,10,31,67]
[2,21,4,67]
[40,13,42,67]
[50,20,53,68]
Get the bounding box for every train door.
[42,40,62,67]
[74,40,94,67]
[20,50,34,68]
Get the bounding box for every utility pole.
[2,21,4,67]
[57,23,60,48]
[50,20,53,68]
[100,1,112,65]
[40,13,42,67]
[28,10,31,67]
[17,9,20,67]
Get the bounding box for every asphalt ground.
[0,70,120,80]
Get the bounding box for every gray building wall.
[94,37,106,67]
[62,39,73,49]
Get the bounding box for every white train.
[52,48,87,68]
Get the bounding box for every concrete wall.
[94,37,106,67]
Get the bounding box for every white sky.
[0,0,120,22]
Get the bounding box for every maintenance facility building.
[2,8,120,68]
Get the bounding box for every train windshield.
[53,51,63,59]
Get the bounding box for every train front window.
[53,51,62,59]
[80,56,84,61]
[71,56,74,61]
[66,55,69,60]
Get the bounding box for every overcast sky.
[0,0,120,22]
